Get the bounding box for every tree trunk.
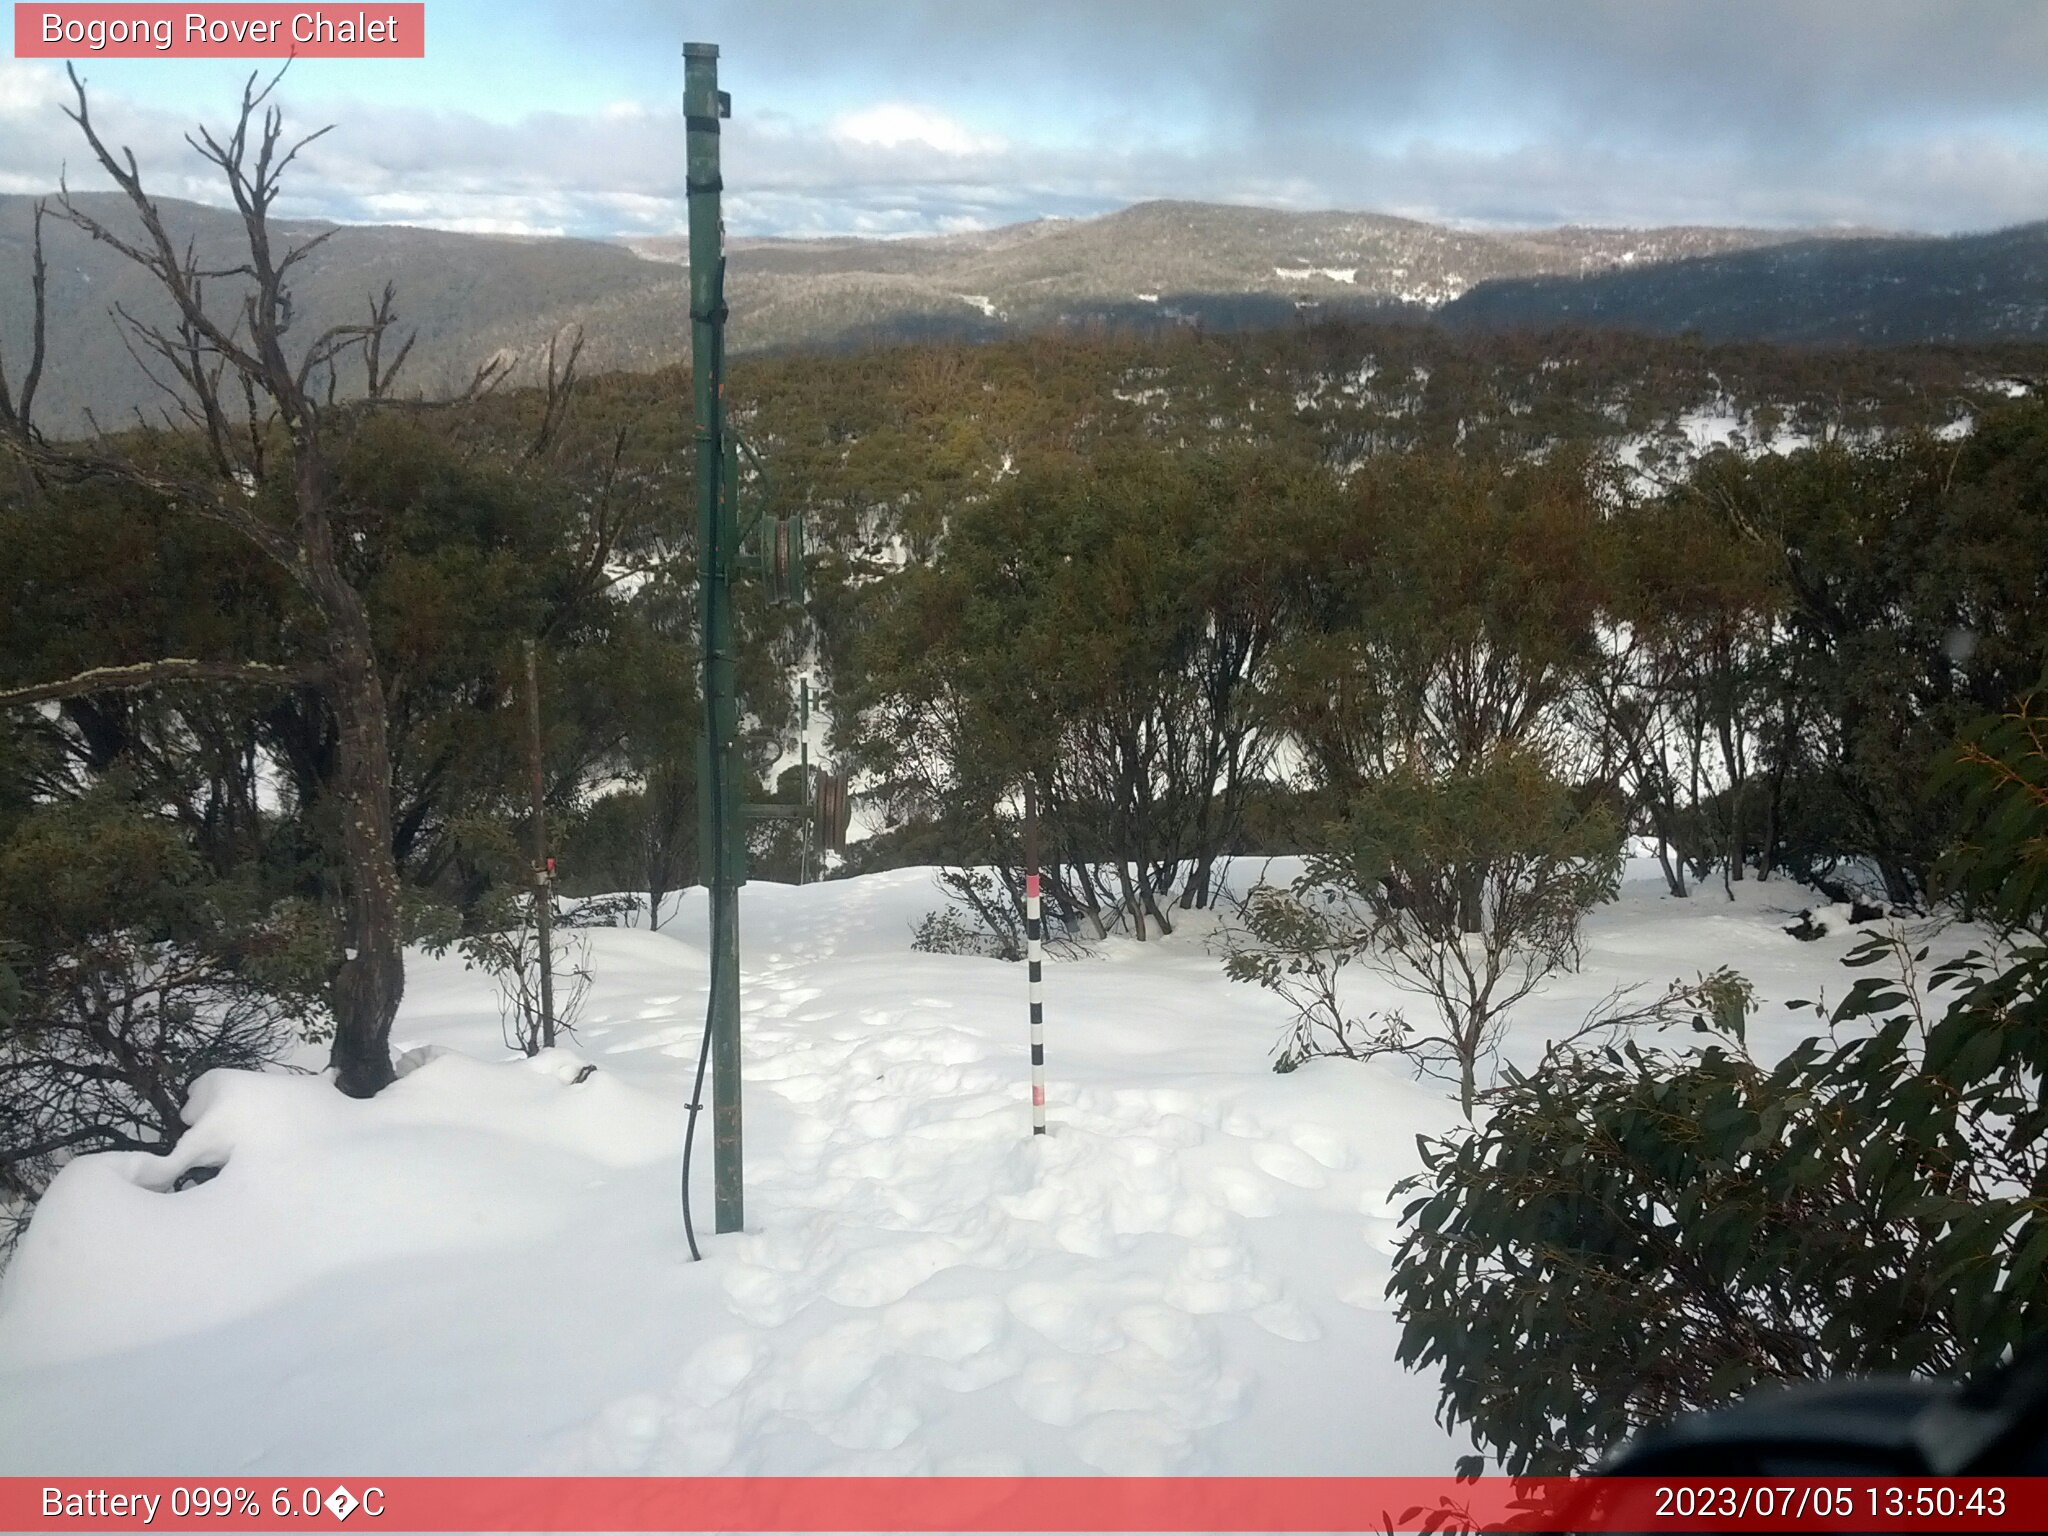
[1654,833,1688,899]
[1141,881,1174,938]
[1758,696,1798,882]
[1456,863,1484,935]
[1718,714,1748,886]
[1114,857,1147,941]
[322,590,405,1099]
[1070,857,1110,940]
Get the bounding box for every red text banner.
[14,5,425,58]
[4,1476,2047,1532]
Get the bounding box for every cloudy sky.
[3,0,2046,239]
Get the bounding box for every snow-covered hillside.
[0,862,1958,1476]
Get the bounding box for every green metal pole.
[685,41,743,1236]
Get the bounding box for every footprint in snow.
[814,1385,922,1451]
[1250,1140,1328,1189]
[1006,1281,1128,1354]
[1071,1410,1195,1475]
[1200,1164,1282,1218]
[1290,1124,1356,1171]
[678,1332,763,1408]
[782,1317,888,1414]
[1252,1297,1323,1342]
[721,1262,816,1328]
[581,1392,670,1471]
[1338,1267,1395,1312]
[846,1097,913,1139]
[882,1294,1007,1361]
[821,1234,963,1308]
[1164,1242,1274,1315]
[1115,1301,1207,1367]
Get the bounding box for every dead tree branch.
[0,200,49,444]
[526,326,585,460]
[0,659,326,710]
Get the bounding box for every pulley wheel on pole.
[815,771,851,854]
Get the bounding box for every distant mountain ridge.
[631,201,1836,343]
[2,193,2040,435]
[1439,221,2048,344]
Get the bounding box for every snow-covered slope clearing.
[0,863,1945,1476]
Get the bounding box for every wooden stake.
[524,639,556,1050]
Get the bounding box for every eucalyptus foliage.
[0,785,332,1250]
[1385,700,2048,1475]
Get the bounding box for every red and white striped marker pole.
[1024,778,1046,1136]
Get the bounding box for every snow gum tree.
[1683,416,2048,904]
[3,328,684,1242]
[1574,495,1787,898]
[1226,744,1623,1116]
[1269,449,1608,934]
[846,444,1314,941]
[0,70,480,1096]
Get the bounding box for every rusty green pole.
[685,40,743,1236]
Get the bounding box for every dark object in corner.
[1597,1338,2048,1477]
[1573,1344,2048,1533]
[171,1163,224,1191]
[571,1064,597,1084]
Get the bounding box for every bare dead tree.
[526,325,585,461]
[0,201,48,448]
[361,282,416,400]
[0,658,327,709]
[1,66,420,1097]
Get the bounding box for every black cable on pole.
[680,974,715,1262]
[682,437,725,1263]
[681,270,728,1264]
[682,416,724,1263]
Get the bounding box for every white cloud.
[4,49,2046,245]
[0,61,68,119]
[829,103,1004,157]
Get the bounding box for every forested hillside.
[7,312,2045,1065]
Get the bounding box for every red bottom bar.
[4,1476,2043,1532]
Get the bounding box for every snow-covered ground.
[0,861,1957,1476]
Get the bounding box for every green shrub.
[1225,747,1622,1114]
